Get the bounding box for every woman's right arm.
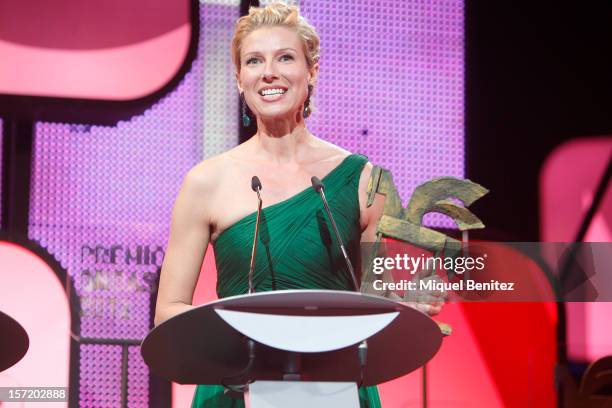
[154,166,213,326]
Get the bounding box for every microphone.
[251,176,262,193]
[248,176,263,294]
[311,175,368,381]
[311,176,324,193]
[310,176,360,292]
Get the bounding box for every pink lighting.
[0,26,191,100]
[540,137,612,362]
[0,0,188,50]
[0,0,192,100]
[0,241,70,406]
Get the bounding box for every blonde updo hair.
[231,2,321,72]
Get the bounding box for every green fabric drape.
[192,154,381,408]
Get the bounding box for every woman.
[155,3,442,407]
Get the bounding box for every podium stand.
[141,290,443,407]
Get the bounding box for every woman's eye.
[280,54,294,61]
[246,58,259,65]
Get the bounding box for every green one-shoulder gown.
[191,153,382,408]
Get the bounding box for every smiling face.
[237,26,318,123]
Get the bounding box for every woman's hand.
[401,300,444,316]
[356,162,447,317]
[399,270,448,317]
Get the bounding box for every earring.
[241,93,251,127]
[303,85,313,118]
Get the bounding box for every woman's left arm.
[357,162,445,316]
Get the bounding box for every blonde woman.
[155,3,443,406]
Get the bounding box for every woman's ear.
[308,62,320,87]
[235,70,243,94]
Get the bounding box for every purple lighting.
[303,0,464,227]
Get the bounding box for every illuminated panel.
[28,4,238,407]
[128,345,149,407]
[79,344,122,407]
[0,241,70,405]
[0,0,191,100]
[200,3,241,157]
[302,0,464,227]
[541,137,612,362]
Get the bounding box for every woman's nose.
[261,63,279,82]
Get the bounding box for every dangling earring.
[303,85,313,118]
[241,93,251,127]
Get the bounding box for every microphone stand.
[311,176,360,291]
[311,176,367,384]
[249,176,263,294]
[220,176,263,397]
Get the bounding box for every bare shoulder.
[307,136,352,163]
[172,152,239,227]
[183,151,235,194]
[307,135,373,192]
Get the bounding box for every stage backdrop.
[1,0,464,407]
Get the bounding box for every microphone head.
[311,176,324,193]
[251,176,262,192]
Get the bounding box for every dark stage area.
[467,1,612,241]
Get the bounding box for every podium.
[141,290,443,407]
